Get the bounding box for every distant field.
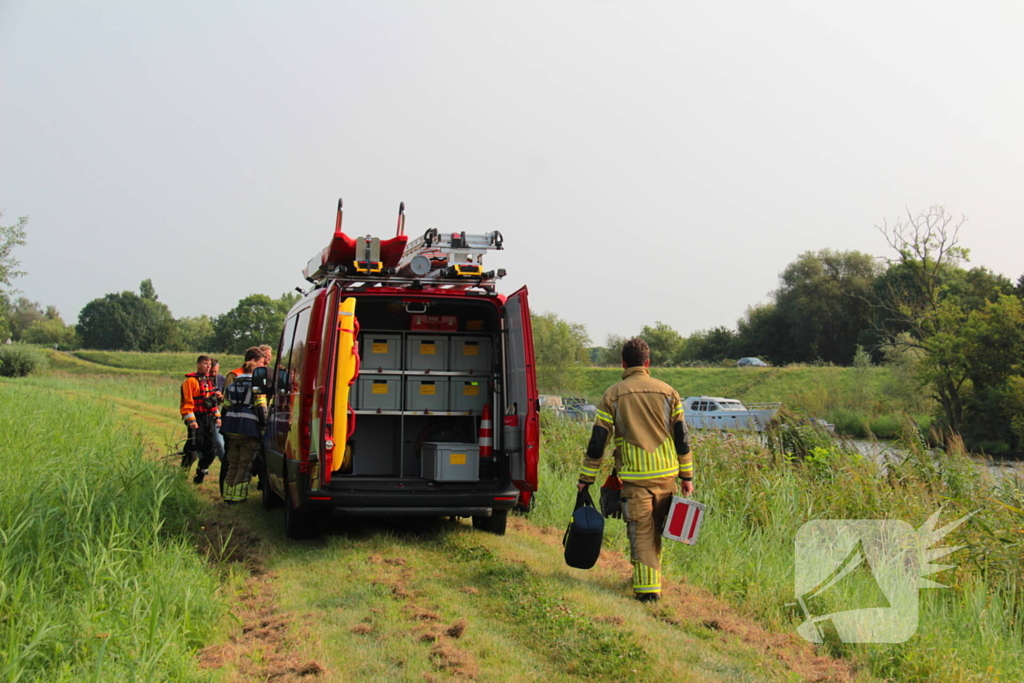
[73,350,245,378]
[580,365,934,439]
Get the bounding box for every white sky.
[3,0,1022,345]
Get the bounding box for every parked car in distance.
[737,357,767,367]
[563,397,598,421]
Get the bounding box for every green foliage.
[0,213,28,340]
[76,281,175,352]
[638,321,685,366]
[680,325,738,363]
[0,342,48,377]
[169,314,214,352]
[210,292,298,354]
[771,249,881,365]
[531,311,591,393]
[593,333,626,366]
[22,317,80,348]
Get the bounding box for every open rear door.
[504,286,539,494]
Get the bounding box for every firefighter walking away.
[577,337,694,602]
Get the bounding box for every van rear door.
[504,286,539,493]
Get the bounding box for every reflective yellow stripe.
[672,405,684,418]
[580,465,600,476]
[633,562,661,593]
[678,463,693,473]
[596,409,614,423]
[620,467,679,481]
[617,439,679,480]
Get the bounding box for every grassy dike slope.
[581,365,932,438]
[3,351,872,682]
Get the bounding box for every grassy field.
[578,365,934,439]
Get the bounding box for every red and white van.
[258,202,539,538]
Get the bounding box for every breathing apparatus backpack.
[221,374,262,437]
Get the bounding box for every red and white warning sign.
[662,496,706,545]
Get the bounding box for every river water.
[849,439,1024,482]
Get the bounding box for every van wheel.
[284,480,315,539]
[261,460,281,510]
[472,510,507,535]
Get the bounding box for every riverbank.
[534,414,1024,682]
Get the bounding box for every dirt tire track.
[513,517,858,683]
[194,516,326,682]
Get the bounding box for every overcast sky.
[3,1,1022,345]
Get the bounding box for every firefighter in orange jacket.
[180,355,221,484]
[577,337,694,602]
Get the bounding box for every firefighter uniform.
[220,372,268,503]
[180,372,221,483]
[579,366,692,597]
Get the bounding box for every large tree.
[771,249,881,365]
[77,282,175,351]
[210,293,299,354]
[0,213,28,340]
[639,322,685,366]
[530,311,591,394]
[872,205,1012,436]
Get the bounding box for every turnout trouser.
[621,476,676,595]
[223,434,261,502]
[182,414,218,475]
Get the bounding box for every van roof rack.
[303,199,506,293]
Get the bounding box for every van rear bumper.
[297,480,522,517]
[332,507,496,517]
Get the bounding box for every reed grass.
[0,381,225,682]
[532,412,1024,681]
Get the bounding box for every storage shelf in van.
[357,369,494,377]
[352,409,483,416]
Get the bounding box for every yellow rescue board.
[333,297,358,472]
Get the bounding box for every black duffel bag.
[563,487,605,569]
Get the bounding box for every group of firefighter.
[178,345,271,504]
[177,336,693,603]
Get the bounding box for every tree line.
[533,206,1024,453]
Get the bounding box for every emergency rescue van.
[257,200,539,539]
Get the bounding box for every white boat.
[683,396,782,432]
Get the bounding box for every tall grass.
[532,413,1024,681]
[0,382,225,682]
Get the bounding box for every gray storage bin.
[361,334,402,370]
[406,335,449,371]
[450,379,488,412]
[450,336,492,373]
[355,376,401,411]
[405,376,449,412]
[421,442,479,481]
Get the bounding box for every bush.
[0,343,48,377]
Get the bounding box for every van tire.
[284,478,315,540]
[261,460,281,510]
[472,509,507,535]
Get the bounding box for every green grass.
[531,412,1024,682]
[73,350,245,378]
[0,381,225,682]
